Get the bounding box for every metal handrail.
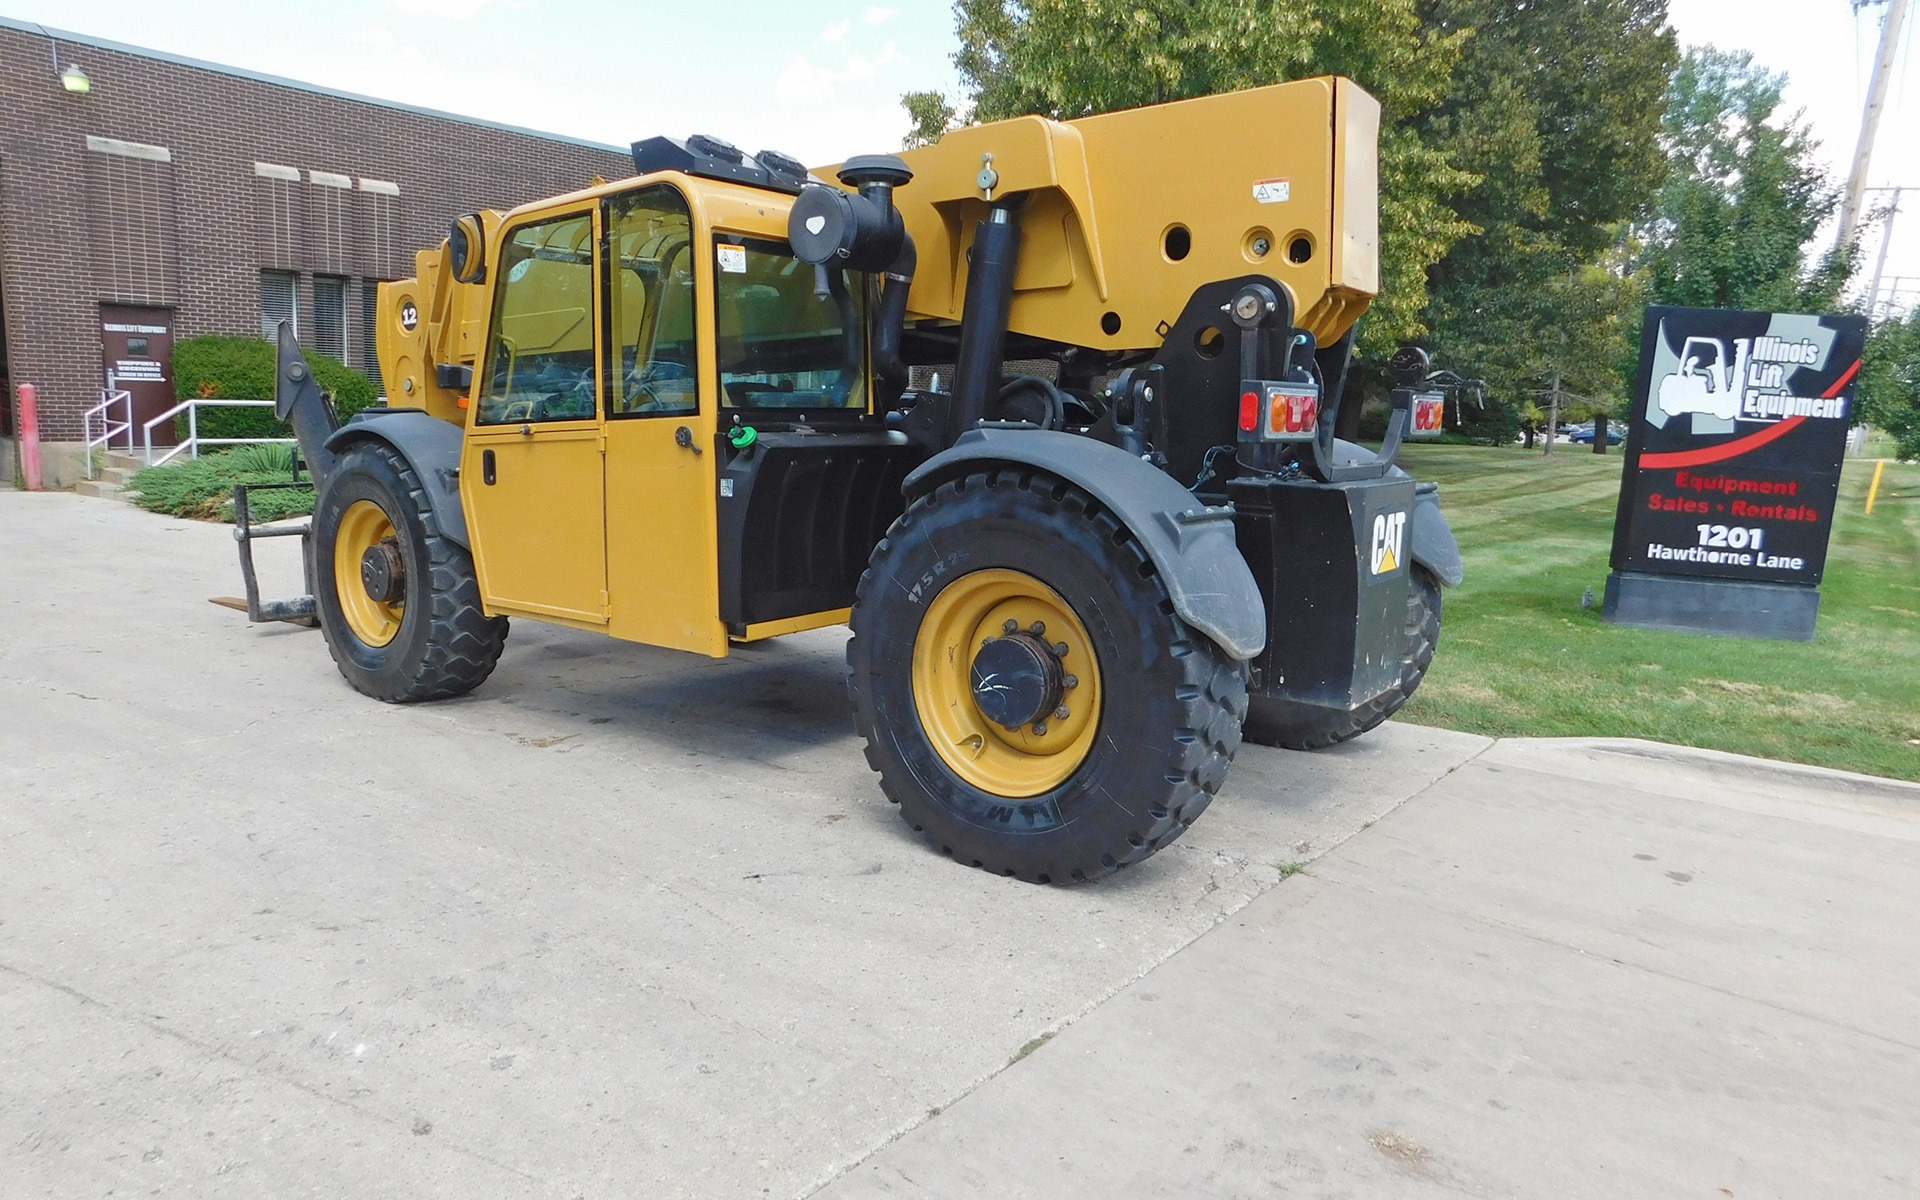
[141,398,294,467]
[83,387,135,478]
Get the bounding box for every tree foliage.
[1639,48,1852,312]
[1858,312,1920,460]
[1416,0,1675,442]
[902,0,1475,352]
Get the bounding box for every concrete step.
[73,480,137,503]
[104,452,148,473]
[101,466,141,487]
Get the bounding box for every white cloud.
[821,18,851,43]
[863,6,897,25]
[383,0,501,20]
[777,43,908,97]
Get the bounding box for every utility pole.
[1544,369,1561,458]
[1838,0,1911,252]
[1867,187,1905,313]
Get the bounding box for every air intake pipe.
[788,155,916,408]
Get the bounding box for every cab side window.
[606,187,698,417]
[714,237,865,410]
[475,213,596,425]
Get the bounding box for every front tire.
[313,441,508,702]
[1243,566,1442,750]
[848,468,1247,883]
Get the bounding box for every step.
[104,452,148,473]
[74,479,136,502]
[101,465,141,486]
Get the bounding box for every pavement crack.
[0,960,545,1184]
[798,729,1477,1199]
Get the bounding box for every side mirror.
[449,213,487,285]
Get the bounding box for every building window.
[313,275,348,361]
[359,278,391,382]
[260,270,298,339]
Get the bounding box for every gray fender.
[902,429,1267,661]
[324,410,470,547]
[1332,438,1464,588]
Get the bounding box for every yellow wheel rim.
[911,569,1104,798]
[333,499,403,648]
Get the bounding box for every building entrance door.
[100,305,176,448]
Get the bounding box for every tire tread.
[847,469,1247,883]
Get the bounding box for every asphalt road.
[3,490,1916,1198]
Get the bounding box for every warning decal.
[1252,178,1291,204]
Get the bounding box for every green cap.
[728,425,759,449]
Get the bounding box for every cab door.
[460,205,610,627]
[600,185,727,656]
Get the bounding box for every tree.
[1858,311,1920,461]
[1416,0,1676,444]
[1639,47,1853,313]
[901,91,957,150]
[901,0,1476,354]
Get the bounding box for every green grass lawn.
[1395,443,1920,783]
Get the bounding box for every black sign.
[1610,307,1865,587]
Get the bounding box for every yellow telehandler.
[249,76,1463,883]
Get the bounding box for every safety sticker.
[718,244,748,274]
[1252,178,1291,204]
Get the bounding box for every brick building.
[0,16,631,485]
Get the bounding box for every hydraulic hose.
[870,233,916,407]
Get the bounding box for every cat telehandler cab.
[250,76,1463,883]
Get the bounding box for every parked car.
[1567,422,1623,445]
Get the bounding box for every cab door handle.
[674,425,703,455]
[482,448,497,485]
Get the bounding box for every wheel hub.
[360,540,406,604]
[970,633,1064,730]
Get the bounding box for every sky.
[5,0,1915,311]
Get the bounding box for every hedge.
[128,443,313,522]
[173,335,380,443]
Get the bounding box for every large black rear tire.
[1243,566,1442,751]
[848,468,1247,884]
[313,441,508,702]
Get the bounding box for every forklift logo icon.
[1656,336,1744,423]
[1370,511,1405,576]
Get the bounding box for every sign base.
[1602,571,1819,642]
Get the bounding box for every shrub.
[128,443,314,522]
[172,335,380,444]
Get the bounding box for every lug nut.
[1055,706,1070,719]
[1003,619,1018,634]
[1033,722,1049,736]
[1053,642,1069,657]
[1030,621,1046,636]
[1064,674,1078,689]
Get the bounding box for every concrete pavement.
[3,490,1916,1198]
[822,738,1920,1197]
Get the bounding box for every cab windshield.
[713,235,866,411]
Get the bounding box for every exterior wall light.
[61,65,92,93]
